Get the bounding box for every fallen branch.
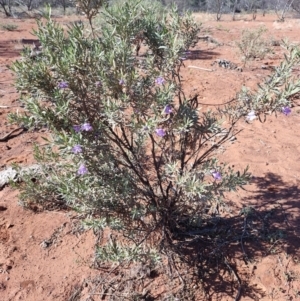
[188,65,213,72]
[0,127,25,142]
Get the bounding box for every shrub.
[236,26,273,66]
[10,0,300,258]
[237,42,300,120]
[1,24,18,31]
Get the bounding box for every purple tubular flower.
[163,104,172,114]
[58,81,68,89]
[119,79,125,85]
[81,123,93,131]
[155,77,165,85]
[72,145,82,154]
[78,164,88,175]
[95,81,102,87]
[155,128,166,137]
[212,171,222,181]
[73,125,81,133]
[282,107,291,116]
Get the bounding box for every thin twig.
[197,97,237,106]
[90,264,121,296]
[188,65,213,72]
[167,251,185,285]
[67,282,85,301]
[267,240,280,254]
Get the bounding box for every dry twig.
[0,127,25,142]
[0,105,22,108]
[188,65,213,72]
[224,257,242,301]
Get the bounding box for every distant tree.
[260,0,267,15]
[275,0,295,21]
[241,0,262,19]
[187,0,201,10]
[21,0,40,11]
[207,0,227,20]
[0,0,13,16]
[198,0,207,10]
[231,0,239,20]
[292,0,300,13]
[26,0,33,10]
[61,0,67,14]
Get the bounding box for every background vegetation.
[1,0,300,20]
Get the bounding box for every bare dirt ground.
[0,11,300,301]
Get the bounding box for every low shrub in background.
[236,26,273,66]
[1,23,18,31]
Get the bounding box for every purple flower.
[155,128,166,137]
[95,81,102,87]
[163,104,172,114]
[72,145,82,154]
[246,110,256,121]
[212,171,222,181]
[119,79,125,85]
[58,81,68,89]
[282,107,291,116]
[81,123,93,131]
[155,77,165,85]
[78,164,88,175]
[73,125,81,133]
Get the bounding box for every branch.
[149,134,166,201]
[192,123,241,169]
[105,126,156,203]
[0,127,25,142]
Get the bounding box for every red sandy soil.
[0,11,300,301]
